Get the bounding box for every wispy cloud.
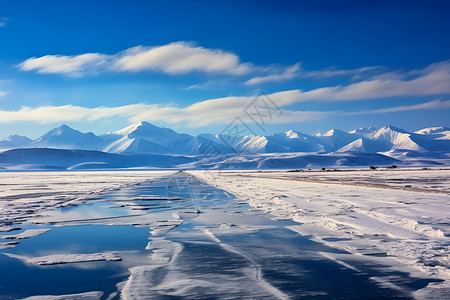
[274,60,450,103]
[186,79,232,90]
[9,61,450,127]
[0,79,14,97]
[0,104,150,123]
[0,17,7,27]
[18,42,251,77]
[245,63,382,85]
[19,53,109,77]
[302,66,382,80]
[18,41,448,99]
[1,80,448,126]
[17,41,381,83]
[246,63,301,85]
[346,100,450,115]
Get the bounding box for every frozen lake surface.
[0,170,447,299]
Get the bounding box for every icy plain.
[0,169,448,299]
[192,168,450,299]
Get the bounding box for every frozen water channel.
[0,171,437,299]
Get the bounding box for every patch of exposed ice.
[120,265,165,299]
[203,229,289,300]
[145,238,183,265]
[2,228,51,240]
[205,223,276,235]
[19,291,103,300]
[4,252,121,265]
[149,220,184,237]
[121,238,183,299]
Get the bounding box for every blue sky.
[0,0,449,138]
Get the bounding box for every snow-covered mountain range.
[0,122,448,170]
[1,122,449,155]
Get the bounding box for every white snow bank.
[19,291,103,300]
[4,252,121,265]
[2,229,51,240]
[191,170,450,298]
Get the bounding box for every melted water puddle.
[0,172,436,299]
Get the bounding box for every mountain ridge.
[1,122,449,156]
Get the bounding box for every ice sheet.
[191,169,450,298]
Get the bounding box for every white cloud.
[245,63,382,85]
[245,63,301,85]
[0,79,13,97]
[0,17,7,27]
[114,42,251,75]
[186,79,231,90]
[19,53,109,77]
[0,91,327,127]
[1,75,448,126]
[303,66,382,80]
[18,42,251,77]
[274,61,450,103]
[0,104,157,123]
[7,61,450,127]
[346,100,450,115]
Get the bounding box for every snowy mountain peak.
[367,126,428,151]
[113,121,175,138]
[322,129,348,137]
[49,124,77,135]
[337,138,366,152]
[382,125,408,133]
[114,121,151,135]
[349,127,377,135]
[285,130,299,139]
[32,124,101,150]
[1,123,449,155]
[0,134,33,149]
[415,126,450,135]
[1,134,32,143]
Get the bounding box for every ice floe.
[4,252,122,265]
[19,291,103,300]
[2,228,51,239]
[0,241,19,249]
